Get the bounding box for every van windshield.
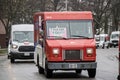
[13,31,34,43]
[46,20,93,39]
[111,34,119,39]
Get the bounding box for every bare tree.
[111,0,120,31]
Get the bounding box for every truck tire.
[76,69,82,74]
[44,59,53,78]
[38,66,44,74]
[37,54,39,66]
[87,69,96,78]
[37,54,44,74]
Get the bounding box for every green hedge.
[0,48,7,54]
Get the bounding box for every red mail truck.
[34,11,97,78]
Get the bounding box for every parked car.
[95,35,100,48]
[117,34,120,80]
[110,31,120,47]
[95,34,110,49]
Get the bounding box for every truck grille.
[63,50,82,60]
[18,46,35,52]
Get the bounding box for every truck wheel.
[76,69,82,74]
[10,58,15,63]
[38,66,44,74]
[37,54,44,74]
[87,69,96,78]
[37,54,39,66]
[117,75,120,80]
[44,59,53,78]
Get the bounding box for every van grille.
[63,50,82,60]
[112,40,118,43]
[18,46,35,52]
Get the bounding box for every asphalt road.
[0,48,119,80]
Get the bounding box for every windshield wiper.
[47,36,68,40]
[71,35,91,39]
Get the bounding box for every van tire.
[76,69,82,74]
[10,58,15,63]
[44,59,53,78]
[87,69,96,78]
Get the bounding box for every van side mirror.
[9,40,12,45]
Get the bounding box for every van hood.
[46,39,95,49]
[12,41,34,46]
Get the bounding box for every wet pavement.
[0,48,119,80]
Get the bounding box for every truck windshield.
[46,20,93,39]
[13,31,34,43]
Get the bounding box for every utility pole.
[65,0,68,11]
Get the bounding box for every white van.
[110,31,120,47]
[8,24,34,63]
[95,34,110,49]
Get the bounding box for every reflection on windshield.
[13,31,34,42]
[46,20,93,39]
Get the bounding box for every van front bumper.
[47,62,97,70]
[10,52,34,59]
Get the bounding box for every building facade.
[0,21,6,48]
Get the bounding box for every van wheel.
[76,69,82,74]
[44,59,53,78]
[87,69,96,78]
[114,45,116,48]
[102,44,105,49]
[106,45,109,49]
[37,54,39,66]
[7,55,10,59]
[10,58,15,63]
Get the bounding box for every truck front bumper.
[48,62,97,70]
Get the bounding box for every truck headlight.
[53,48,59,54]
[12,44,18,49]
[87,48,93,54]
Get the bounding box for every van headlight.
[53,48,59,54]
[12,44,18,49]
[87,48,93,54]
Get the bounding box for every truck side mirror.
[40,30,44,37]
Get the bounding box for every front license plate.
[24,53,30,56]
[69,64,77,68]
